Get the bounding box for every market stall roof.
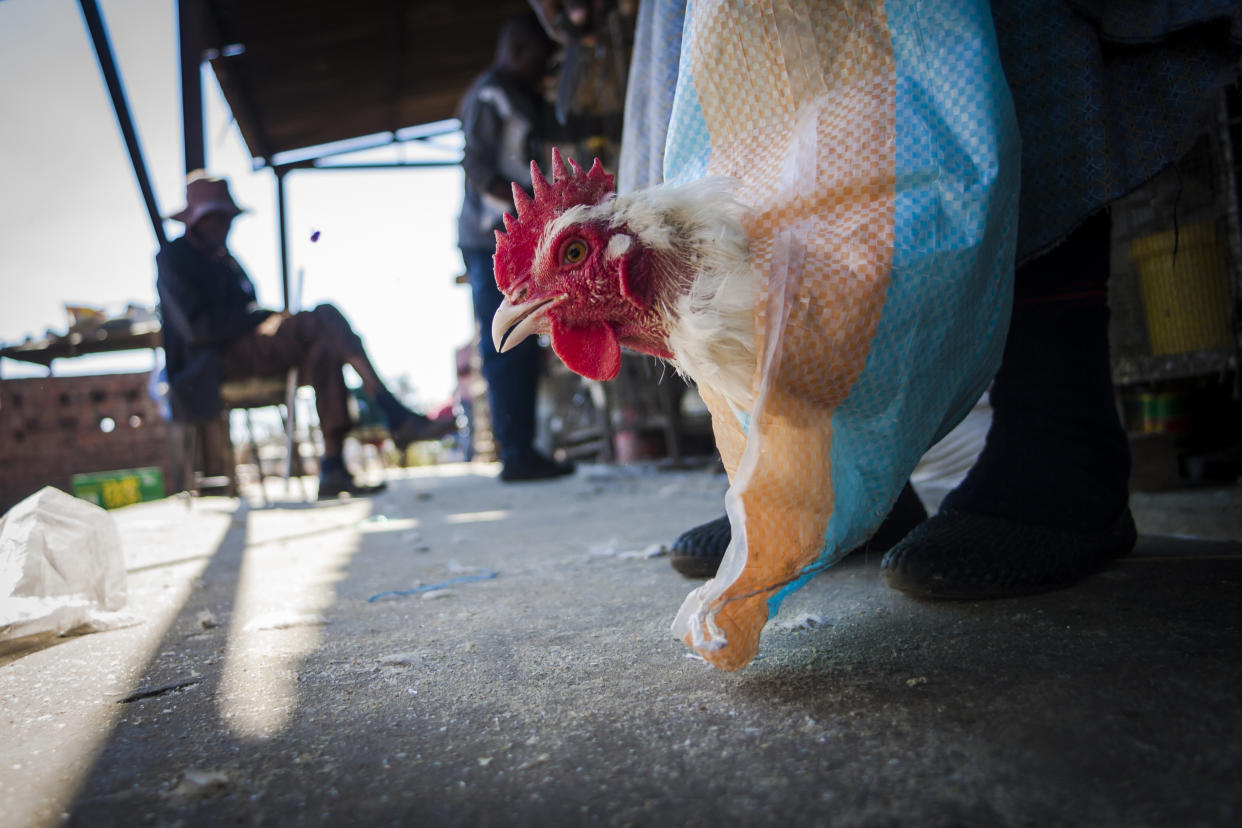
[200,0,531,166]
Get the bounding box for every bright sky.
[0,0,476,409]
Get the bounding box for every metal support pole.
[178,0,205,174]
[276,167,291,310]
[77,0,167,248]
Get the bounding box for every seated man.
[156,173,453,497]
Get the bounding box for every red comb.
[493,148,615,291]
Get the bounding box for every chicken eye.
[561,239,588,265]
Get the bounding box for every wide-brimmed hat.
[168,172,246,226]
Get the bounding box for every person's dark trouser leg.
[301,330,352,458]
[293,304,406,435]
[881,210,1136,598]
[219,308,385,497]
[939,211,1130,530]
[220,309,353,453]
[277,305,361,456]
[279,304,448,453]
[220,307,394,496]
[463,247,540,463]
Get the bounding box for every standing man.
[457,14,575,482]
[157,173,454,498]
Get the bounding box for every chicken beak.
[491,294,563,353]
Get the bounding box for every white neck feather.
[646,178,756,412]
[575,176,759,411]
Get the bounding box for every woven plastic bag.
[640,0,1022,669]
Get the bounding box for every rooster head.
[491,148,673,382]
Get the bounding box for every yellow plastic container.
[1128,221,1233,355]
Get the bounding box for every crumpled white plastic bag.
[0,486,140,641]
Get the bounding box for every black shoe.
[669,515,732,578]
[390,412,457,452]
[499,451,575,482]
[880,507,1137,599]
[317,470,388,499]
[670,482,927,579]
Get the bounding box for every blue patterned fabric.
[769,0,1021,614]
[620,0,1242,257]
[617,0,688,193]
[660,13,711,190]
[994,0,1241,261]
[622,0,1239,661]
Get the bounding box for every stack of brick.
[0,372,177,514]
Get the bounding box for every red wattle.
[550,318,621,381]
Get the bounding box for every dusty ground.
[2,462,1240,827]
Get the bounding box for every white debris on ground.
[589,540,668,558]
[618,544,669,559]
[769,612,826,632]
[169,768,230,798]
[587,539,620,557]
[244,611,327,632]
[376,652,426,668]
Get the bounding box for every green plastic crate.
[72,467,165,509]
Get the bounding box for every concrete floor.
[2,462,1240,827]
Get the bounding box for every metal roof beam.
[77,0,168,248]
